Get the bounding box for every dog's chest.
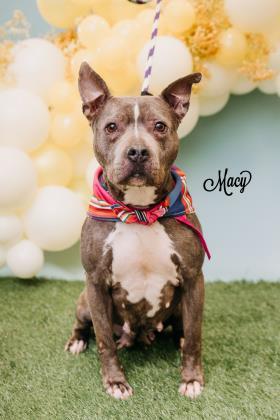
[104,222,180,317]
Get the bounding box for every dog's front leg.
[86,273,133,400]
[179,271,204,399]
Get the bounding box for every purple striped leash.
[128,0,162,95]
[128,0,152,4]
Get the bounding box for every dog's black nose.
[127,147,149,163]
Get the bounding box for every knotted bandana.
[88,166,211,259]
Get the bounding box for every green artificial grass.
[0,278,279,420]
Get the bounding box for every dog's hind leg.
[169,306,184,349]
[65,289,92,354]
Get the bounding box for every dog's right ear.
[78,62,110,122]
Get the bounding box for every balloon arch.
[0,0,280,278]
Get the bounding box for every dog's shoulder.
[159,214,205,279]
[80,216,115,274]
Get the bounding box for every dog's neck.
[103,172,174,209]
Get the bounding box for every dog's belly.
[104,221,180,317]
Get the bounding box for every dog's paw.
[64,339,87,355]
[116,333,135,350]
[106,382,133,400]
[179,380,203,399]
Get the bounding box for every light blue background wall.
[1,1,280,281]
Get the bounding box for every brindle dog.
[65,62,205,400]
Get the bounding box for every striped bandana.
[88,166,211,259]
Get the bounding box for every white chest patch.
[104,222,180,317]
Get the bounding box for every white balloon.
[269,43,280,71]
[24,186,85,251]
[71,179,91,205]
[6,240,44,279]
[200,62,236,97]
[0,88,50,151]
[86,157,100,189]
[231,75,257,95]
[0,245,6,267]
[0,147,37,209]
[258,79,277,94]
[69,141,93,179]
[224,0,280,33]
[177,95,199,139]
[8,38,66,98]
[0,215,22,244]
[199,93,230,117]
[137,36,193,94]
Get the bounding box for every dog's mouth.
[110,159,162,188]
[117,163,149,186]
[125,170,147,186]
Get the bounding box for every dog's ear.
[160,73,202,122]
[78,62,111,122]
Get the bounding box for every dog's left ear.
[161,73,202,122]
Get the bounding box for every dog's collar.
[88,165,210,259]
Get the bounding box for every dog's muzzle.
[127,147,150,163]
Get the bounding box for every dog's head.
[79,62,201,195]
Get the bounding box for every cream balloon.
[224,0,280,33]
[0,147,37,209]
[163,0,195,35]
[71,179,91,206]
[33,145,73,187]
[70,49,97,79]
[137,9,154,29]
[86,157,100,190]
[47,80,78,112]
[103,60,140,95]
[37,0,90,28]
[0,215,22,245]
[199,93,230,117]
[258,79,277,94]
[112,19,145,57]
[0,246,6,267]
[231,75,257,95]
[200,62,236,97]
[112,19,138,38]
[24,187,85,251]
[108,0,151,24]
[137,36,193,94]
[90,0,151,24]
[96,35,128,71]
[0,88,49,151]
[6,240,44,279]
[69,142,93,179]
[177,96,199,139]
[9,38,66,98]
[137,8,167,39]
[215,28,247,68]
[85,125,94,145]
[269,43,280,71]
[71,0,92,6]
[78,15,110,51]
[89,0,114,23]
[50,109,88,148]
[267,26,280,47]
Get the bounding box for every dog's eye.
[154,121,167,133]
[105,122,118,133]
